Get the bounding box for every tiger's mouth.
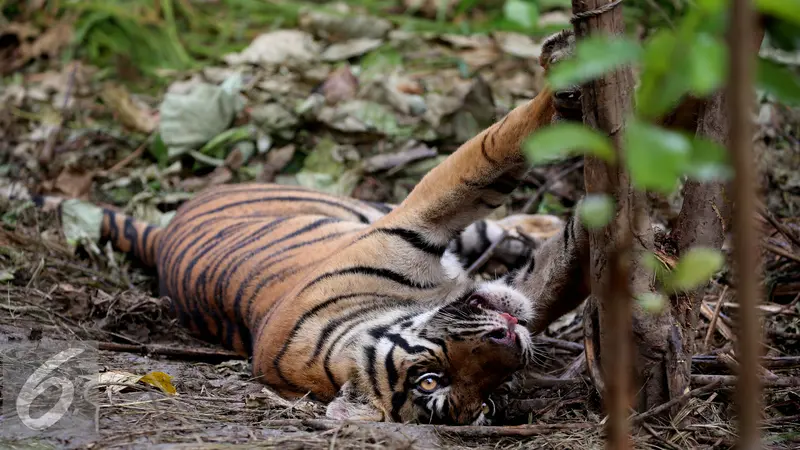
[467,293,527,326]
[466,293,527,347]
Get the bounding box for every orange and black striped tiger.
[8,30,589,425]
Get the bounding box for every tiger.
[5,30,590,425]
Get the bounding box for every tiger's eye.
[418,377,439,392]
[481,402,491,415]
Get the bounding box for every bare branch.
[727,0,763,446]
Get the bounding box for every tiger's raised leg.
[373,89,558,254]
[370,30,578,258]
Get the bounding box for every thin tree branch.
[727,0,763,446]
[758,202,800,248]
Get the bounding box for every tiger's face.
[402,283,534,424]
[330,282,533,425]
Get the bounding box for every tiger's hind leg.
[506,212,590,333]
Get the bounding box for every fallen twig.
[642,422,683,450]
[560,351,588,379]
[703,286,727,352]
[763,241,800,264]
[700,302,735,341]
[522,159,584,214]
[535,335,585,352]
[692,355,800,371]
[97,342,243,363]
[630,380,723,425]
[717,352,778,379]
[690,375,800,388]
[712,300,798,315]
[758,203,800,249]
[261,418,595,437]
[102,141,148,175]
[363,145,438,174]
[521,375,588,390]
[766,329,800,341]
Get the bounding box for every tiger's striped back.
[155,184,384,356]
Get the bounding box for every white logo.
[16,347,85,431]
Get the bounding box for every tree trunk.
[574,3,768,425]
[669,23,765,416]
[569,1,645,447]
[571,1,679,433]
[670,94,732,415]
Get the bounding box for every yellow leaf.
[139,371,177,395]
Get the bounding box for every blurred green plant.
[3,0,754,87]
[523,0,800,305]
[525,0,800,195]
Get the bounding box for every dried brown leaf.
[259,145,296,182]
[100,83,158,134]
[51,167,95,199]
[321,66,359,105]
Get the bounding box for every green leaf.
[636,292,667,314]
[686,34,727,95]
[503,0,539,30]
[159,74,245,160]
[666,247,725,292]
[61,199,104,250]
[697,0,727,14]
[756,0,800,26]
[624,118,690,194]
[149,134,169,167]
[757,57,800,106]
[197,126,256,159]
[636,31,690,119]
[523,123,616,165]
[686,136,733,181]
[547,35,642,90]
[577,194,615,229]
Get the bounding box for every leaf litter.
[1,1,799,449]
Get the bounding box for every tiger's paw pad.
[494,214,564,244]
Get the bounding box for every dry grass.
[1,200,799,450]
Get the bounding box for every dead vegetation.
[1,1,799,449]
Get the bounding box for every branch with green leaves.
[523,0,799,310]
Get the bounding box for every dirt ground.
[1,2,800,449]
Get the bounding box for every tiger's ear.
[325,381,385,421]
